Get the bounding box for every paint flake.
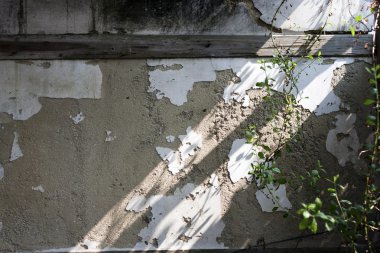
[255,184,292,212]
[126,177,225,250]
[255,0,373,32]
[148,58,358,115]
[227,138,258,183]
[326,113,360,166]
[10,132,23,161]
[70,112,85,124]
[156,127,202,174]
[0,164,3,180]
[32,185,45,193]
[227,138,291,212]
[178,127,203,161]
[0,61,102,120]
[165,135,175,143]
[105,130,116,142]
[155,147,184,174]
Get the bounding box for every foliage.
[243,1,380,252]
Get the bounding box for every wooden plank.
[0,34,372,60]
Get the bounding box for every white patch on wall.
[126,175,225,250]
[178,127,203,160]
[165,135,175,143]
[255,184,292,212]
[70,112,85,124]
[0,61,102,120]
[105,130,116,142]
[227,138,291,212]
[0,164,4,180]
[10,132,23,161]
[32,185,45,193]
[147,58,355,115]
[326,113,360,166]
[156,127,202,174]
[155,147,183,174]
[255,0,373,32]
[227,138,258,183]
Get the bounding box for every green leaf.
[325,221,334,231]
[363,99,375,105]
[328,188,336,193]
[367,115,376,126]
[318,51,322,57]
[315,197,322,209]
[355,15,362,22]
[309,218,318,233]
[299,218,309,230]
[258,152,265,159]
[262,145,271,152]
[303,210,311,218]
[272,207,279,212]
[333,174,339,183]
[272,167,281,174]
[349,26,355,36]
[340,200,352,205]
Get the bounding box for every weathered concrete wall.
[0,58,372,251]
[0,0,375,252]
[0,0,373,35]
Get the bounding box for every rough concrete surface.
[0,0,370,35]
[0,58,372,251]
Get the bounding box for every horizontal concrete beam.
[0,34,373,59]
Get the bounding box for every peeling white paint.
[255,184,292,212]
[178,127,203,161]
[227,138,258,183]
[10,132,23,161]
[156,127,202,174]
[32,185,45,193]
[148,58,356,115]
[227,138,291,212]
[105,130,116,142]
[0,61,102,120]
[155,147,183,174]
[70,112,85,124]
[0,164,4,180]
[165,135,175,143]
[254,0,373,32]
[326,113,360,166]
[126,177,225,250]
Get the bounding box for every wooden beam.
[0,34,372,60]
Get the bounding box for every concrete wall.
[0,0,375,251]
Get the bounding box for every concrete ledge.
[0,34,373,60]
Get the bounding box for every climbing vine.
[244,1,380,252]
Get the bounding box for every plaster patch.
[156,127,202,174]
[126,177,225,250]
[255,184,292,212]
[178,127,203,161]
[227,138,292,212]
[32,185,45,193]
[255,0,373,32]
[0,164,4,180]
[326,113,360,166]
[10,132,23,161]
[227,138,258,183]
[70,112,85,124]
[105,130,116,142]
[166,135,175,143]
[0,61,102,120]
[155,147,183,174]
[148,58,355,115]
